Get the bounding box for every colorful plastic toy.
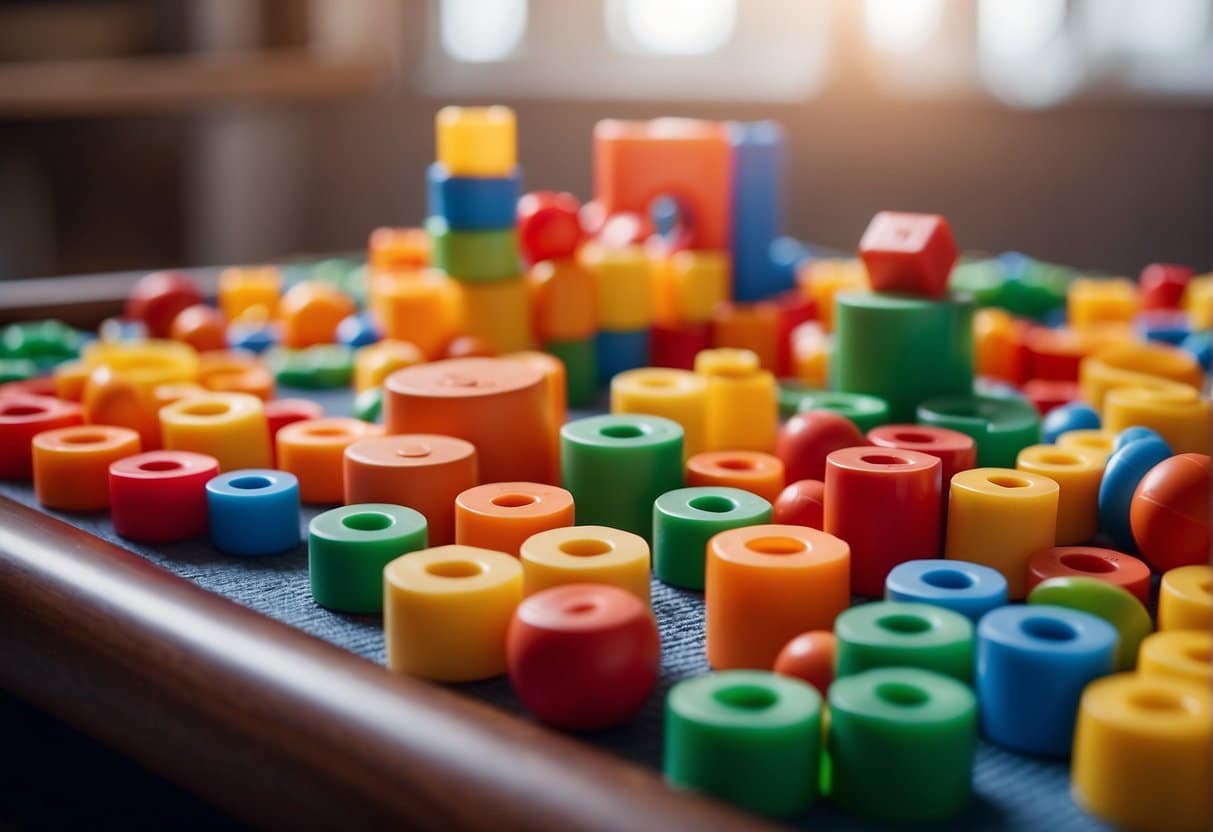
[308,503,427,613]
[1158,565,1211,631]
[834,601,974,682]
[771,478,825,529]
[858,212,958,299]
[884,559,1008,622]
[610,368,707,459]
[1028,576,1152,671]
[1025,546,1150,604]
[1097,434,1171,551]
[32,425,141,511]
[454,482,574,558]
[652,487,771,590]
[276,417,381,505]
[1129,452,1209,571]
[205,469,300,556]
[159,392,272,472]
[0,394,83,480]
[772,631,835,695]
[519,525,650,604]
[108,450,218,542]
[775,409,867,483]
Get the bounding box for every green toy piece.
[794,391,890,433]
[269,345,355,389]
[426,216,519,282]
[835,601,975,683]
[1027,576,1153,670]
[652,487,772,590]
[546,338,597,408]
[308,504,428,613]
[917,393,1041,468]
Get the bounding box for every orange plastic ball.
[773,630,836,696]
[1131,453,1210,572]
[279,281,356,348]
[170,305,228,352]
[443,334,497,359]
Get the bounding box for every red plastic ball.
[773,631,835,695]
[775,409,867,482]
[772,479,826,529]
[442,334,497,359]
[170,304,228,352]
[507,583,659,731]
[124,271,205,338]
[517,191,584,265]
[1130,453,1210,572]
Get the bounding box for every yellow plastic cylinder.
[1185,274,1211,329]
[1103,386,1210,455]
[1158,565,1211,632]
[1079,342,1202,409]
[610,368,708,459]
[1056,429,1117,464]
[370,272,462,359]
[581,244,654,331]
[1072,673,1210,832]
[1068,278,1139,328]
[159,392,271,472]
[218,266,281,321]
[945,468,1059,599]
[82,339,200,394]
[454,278,533,355]
[654,250,730,327]
[1015,445,1103,545]
[1138,631,1211,687]
[354,340,425,393]
[694,348,778,452]
[384,545,522,682]
[796,258,868,333]
[519,525,650,604]
[435,106,516,176]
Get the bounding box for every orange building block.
[713,300,780,372]
[32,425,141,511]
[685,450,785,503]
[276,417,382,505]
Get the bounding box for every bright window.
[440,0,528,62]
[608,0,737,55]
[863,0,945,54]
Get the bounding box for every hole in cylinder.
[60,432,108,445]
[745,536,806,555]
[1059,553,1116,574]
[716,458,756,471]
[1021,617,1077,641]
[1038,452,1079,466]
[877,614,932,634]
[876,682,929,707]
[1186,645,1211,664]
[861,454,909,466]
[491,493,538,508]
[426,560,482,578]
[893,431,934,444]
[565,601,598,615]
[558,539,612,557]
[139,460,182,472]
[988,475,1030,489]
[1129,690,1182,713]
[307,427,348,438]
[640,377,675,389]
[229,475,273,490]
[713,685,777,711]
[0,404,44,416]
[183,402,230,417]
[921,569,973,590]
[599,424,645,439]
[689,495,737,514]
[342,512,393,532]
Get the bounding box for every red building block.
[1139,263,1193,310]
[858,212,958,299]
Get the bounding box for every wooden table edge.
[0,494,778,831]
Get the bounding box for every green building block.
[917,393,1041,468]
[652,487,772,590]
[426,216,519,282]
[308,503,428,613]
[1028,576,1152,670]
[795,391,890,433]
[546,338,597,408]
[835,601,975,683]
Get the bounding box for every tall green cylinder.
[833,292,974,422]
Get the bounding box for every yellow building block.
[610,367,708,459]
[796,258,868,332]
[1068,278,1139,328]
[694,348,778,453]
[435,106,516,177]
[1016,444,1103,546]
[654,250,730,327]
[581,243,654,331]
[369,271,462,359]
[1102,385,1210,455]
[454,277,534,355]
[1079,342,1202,409]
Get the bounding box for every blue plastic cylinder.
[206,469,301,556]
[426,162,521,230]
[1097,437,1172,550]
[977,605,1117,757]
[1179,330,1211,371]
[1041,401,1100,443]
[728,121,787,302]
[885,559,1008,623]
[595,329,650,387]
[335,314,380,348]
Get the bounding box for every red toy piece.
[1130,453,1210,572]
[823,446,942,596]
[0,395,83,480]
[1139,263,1193,311]
[773,631,835,696]
[1021,379,1081,415]
[650,323,711,370]
[775,409,868,483]
[1026,546,1151,605]
[124,271,205,338]
[517,191,584,266]
[170,304,228,352]
[774,290,816,377]
[866,424,976,488]
[772,479,826,529]
[857,211,958,299]
[507,583,660,731]
[264,398,325,463]
[108,450,220,542]
[0,377,58,398]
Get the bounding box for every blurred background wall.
[0,0,1210,282]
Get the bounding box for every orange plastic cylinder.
[1103,386,1210,455]
[197,350,275,400]
[610,368,708,459]
[519,525,650,603]
[158,392,272,472]
[455,482,574,557]
[504,351,566,484]
[370,272,461,359]
[527,258,597,341]
[1016,444,1104,545]
[705,524,850,670]
[685,451,785,503]
[712,301,780,372]
[343,434,477,546]
[945,468,1059,599]
[279,281,356,349]
[32,425,141,511]
[276,417,382,504]
[218,266,281,321]
[384,358,555,485]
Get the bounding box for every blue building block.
[885,559,1008,623]
[728,121,787,302]
[207,469,301,556]
[595,329,650,387]
[426,162,521,231]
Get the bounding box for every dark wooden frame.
[0,270,776,831]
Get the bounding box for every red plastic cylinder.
[866,424,976,488]
[108,450,220,542]
[0,395,84,480]
[1026,546,1151,605]
[651,323,712,370]
[1021,379,1081,415]
[823,446,942,596]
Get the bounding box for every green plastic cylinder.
[666,670,822,819]
[560,414,683,539]
[546,338,598,408]
[917,393,1041,468]
[833,292,974,422]
[794,391,891,433]
[828,667,977,823]
[652,487,772,590]
[835,601,975,683]
[426,216,520,282]
[270,345,355,389]
[308,503,428,613]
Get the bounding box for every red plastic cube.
[858,211,958,299]
[1139,263,1192,310]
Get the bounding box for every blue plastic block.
[1179,330,1211,371]
[728,121,787,302]
[885,559,1008,623]
[206,469,301,556]
[336,314,380,348]
[228,324,278,354]
[769,237,810,291]
[1041,401,1100,444]
[976,605,1117,757]
[1111,426,1169,454]
[595,329,650,387]
[426,162,521,231]
[1098,437,1172,551]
